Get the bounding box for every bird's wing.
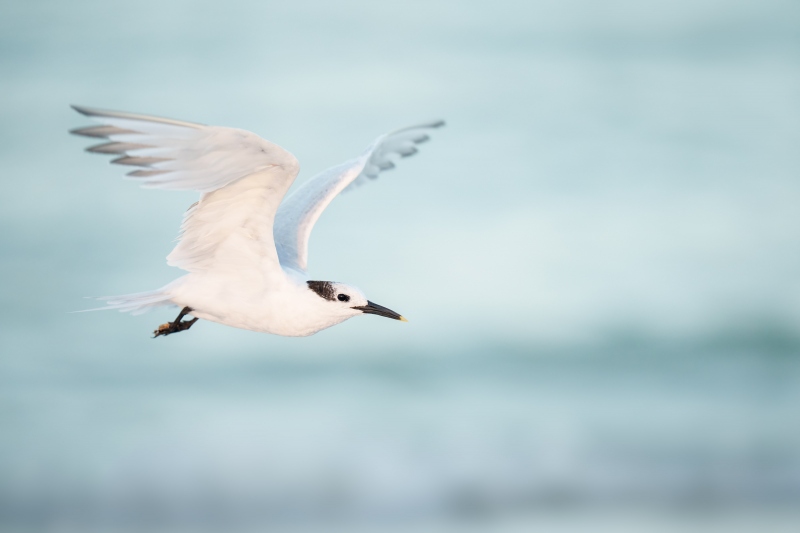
[273,120,444,274]
[72,106,300,276]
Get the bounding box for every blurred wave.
[1,343,799,531]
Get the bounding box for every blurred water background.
[1,0,799,531]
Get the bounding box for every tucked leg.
[153,307,199,338]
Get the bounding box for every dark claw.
[153,307,198,337]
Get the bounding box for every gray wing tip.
[389,119,446,137]
[71,104,99,117]
[407,119,446,130]
[69,104,206,128]
[112,155,171,167]
[69,126,90,136]
[86,141,151,154]
[70,124,140,138]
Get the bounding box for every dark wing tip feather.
[70,125,139,138]
[127,169,170,178]
[388,120,446,137]
[86,142,151,154]
[70,104,96,117]
[69,104,206,129]
[112,156,171,167]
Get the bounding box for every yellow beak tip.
[399,316,409,322]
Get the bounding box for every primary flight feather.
[71,106,443,337]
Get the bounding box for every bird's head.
[306,280,407,322]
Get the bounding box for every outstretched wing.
[71,106,300,276]
[273,120,444,274]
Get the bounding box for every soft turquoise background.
[1,0,799,531]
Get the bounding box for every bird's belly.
[192,307,343,337]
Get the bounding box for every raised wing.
[71,106,300,275]
[273,120,444,274]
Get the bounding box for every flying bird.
[71,106,443,337]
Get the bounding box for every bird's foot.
[153,317,197,337]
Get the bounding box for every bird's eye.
[337,294,350,302]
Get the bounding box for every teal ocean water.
[1,0,799,531]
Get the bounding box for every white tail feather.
[78,289,175,315]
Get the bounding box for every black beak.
[352,301,408,322]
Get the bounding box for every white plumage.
[72,106,443,337]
